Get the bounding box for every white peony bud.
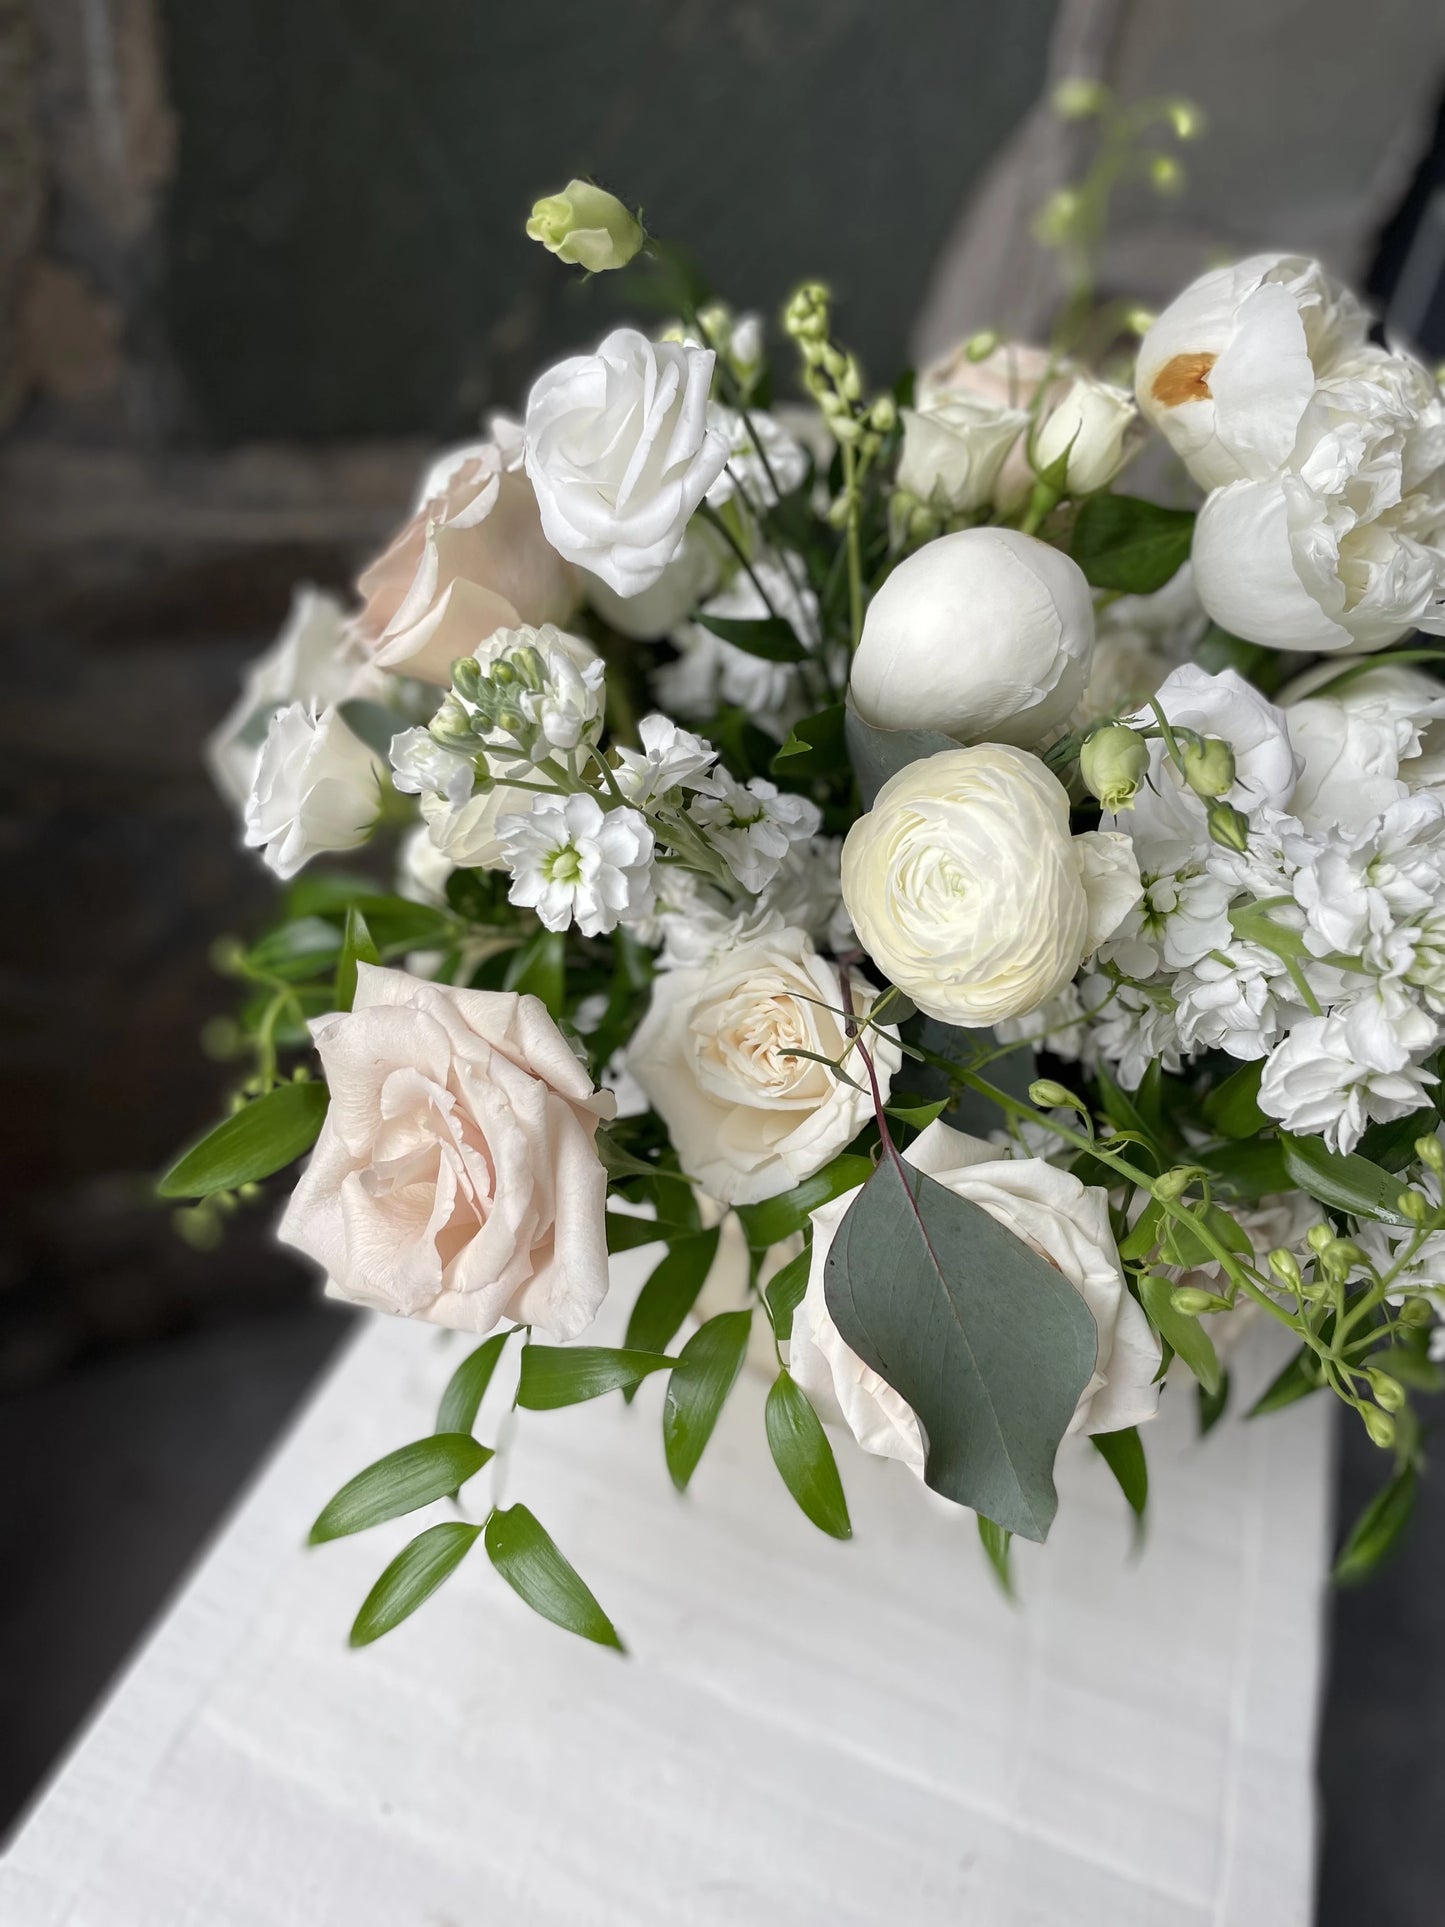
[896,395,1028,514]
[848,528,1095,747]
[1033,372,1140,495]
[840,745,1140,1026]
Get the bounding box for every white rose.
[524,328,730,596]
[279,965,616,1338]
[396,822,455,907]
[243,702,384,880]
[848,528,1095,747]
[581,526,724,639]
[841,745,1139,1026]
[420,776,534,871]
[896,394,1028,514]
[1033,372,1140,495]
[788,1120,1162,1479]
[207,587,386,807]
[1135,253,1369,490]
[626,928,901,1207]
[356,438,578,685]
[917,338,1068,512]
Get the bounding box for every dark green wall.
[161,0,1056,441]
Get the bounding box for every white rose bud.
[525,180,644,273]
[896,395,1029,514]
[841,745,1140,1026]
[524,328,730,597]
[849,528,1095,747]
[1033,372,1139,495]
[243,702,384,880]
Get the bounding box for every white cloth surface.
[2,1250,1331,1926]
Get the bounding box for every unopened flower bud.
[1170,1286,1225,1316]
[525,180,643,273]
[451,656,483,701]
[826,494,853,529]
[1416,1134,1445,1176]
[1028,1079,1076,1111]
[831,416,863,446]
[821,344,847,381]
[870,394,898,434]
[1307,1223,1334,1255]
[1362,1405,1396,1449]
[1155,1166,1202,1201]
[839,358,863,403]
[1367,1369,1406,1414]
[1400,1295,1434,1328]
[907,504,941,544]
[1181,735,1236,798]
[1206,800,1250,853]
[1053,76,1110,120]
[1165,98,1205,141]
[965,330,1000,363]
[1268,1247,1303,1290]
[1149,153,1185,196]
[1080,724,1149,811]
[1397,1189,1430,1225]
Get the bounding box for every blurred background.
[3,2,1445,1918]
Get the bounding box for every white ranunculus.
[355,438,578,685]
[896,394,1029,515]
[524,328,730,597]
[243,702,384,879]
[626,928,901,1207]
[841,745,1139,1026]
[788,1120,1162,1478]
[917,338,1068,512]
[280,966,616,1337]
[1135,253,1369,490]
[208,588,386,807]
[1033,372,1140,495]
[848,528,1095,747]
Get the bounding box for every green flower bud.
[1149,153,1185,196]
[965,330,1000,362]
[1362,1405,1396,1449]
[451,656,483,701]
[1053,76,1110,120]
[1416,1134,1445,1176]
[821,344,848,381]
[1268,1247,1303,1290]
[831,416,863,446]
[1170,1286,1225,1316]
[1181,735,1236,799]
[870,394,898,434]
[1080,724,1149,811]
[1398,1188,1430,1225]
[1028,1079,1076,1111]
[1154,1166,1200,1201]
[1165,97,1206,141]
[826,494,853,530]
[906,504,941,544]
[1367,1369,1406,1414]
[839,357,863,403]
[1206,800,1250,853]
[525,179,643,273]
[1307,1223,1334,1254]
[1400,1295,1434,1327]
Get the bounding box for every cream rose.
[848,529,1095,747]
[280,965,616,1338]
[917,338,1067,513]
[524,328,730,596]
[356,437,578,685]
[841,746,1139,1026]
[626,928,901,1207]
[1033,372,1140,496]
[896,394,1028,515]
[789,1121,1163,1476]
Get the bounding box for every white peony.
[279,966,615,1337]
[1033,371,1140,496]
[842,745,1139,1026]
[626,928,900,1207]
[896,393,1028,514]
[848,528,1095,747]
[524,328,730,596]
[243,702,384,879]
[788,1120,1162,1480]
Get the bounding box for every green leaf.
[763,1246,812,1343]
[885,1098,950,1132]
[664,1311,753,1490]
[348,1521,482,1647]
[342,893,454,954]
[1198,1137,1290,1201]
[1247,1345,1325,1417]
[1333,1465,1418,1586]
[844,698,959,808]
[483,1503,624,1649]
[1138,1273,1222,1396]
[1197,1371,1230,1436]
[1280,1133,1413,1225]
[623,1229,721,1358]
[435,1333,510,1437]
[245,915,342,982]
[976,1515,1016,1598]
[765,1371,852,1539]
[309,1433,493,1544]
[1157,1200,1251,1269]
[736,1153,873,1250]
[605,1211,694,1254]
[515,1345,673,1410]
[1091,1426,1148,1522]
[334,906,381,1013]
[1203,1060,1267,1139]
[772,703,847,782]
[1356,1106,1438,1173]
[697,611,807,662]
[824,1154,1098,1541]
[158,1080,329,1198]
[503,926,566,1015]
[1071,492,1194,594]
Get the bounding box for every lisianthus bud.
[1170,1286,1225,1315]
[1206,800,1250,852]
[1033,373,1140,496]
[1028,1078,1077,1111]
[1080,724,1149,810]
[1362,1406,1396,1449]
[525,180,643,272]
[1417,1134,1445,1176]
[1181,735,1236,798]
[1268,1248,1303,1290]
[1367,1369,1405,1414]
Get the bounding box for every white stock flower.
[1293,791,1445,962]
[653,872,785,972]
[612,713,718,806]
[842,746,1139,1026]
[849,528,1095,747]
[243,702,384,880]
[1173,942,1298,1061]
[389,725,475,805]
[279,966,615,1338]
[626,928,900,1206]
[896,393,1029,514]
[994,983,1092,1063]
[1033,371,1140,495]
[788,1121,1161,1478]
[355,438,577,685]
[660,556,818,733]
[688,771,821,895]
[502,792,654,938]
[1079,974,1183,1090]
[523,328,730,596]
[1259,1003,1437,1154]
[706,407,808,509]
[758,835,852,956]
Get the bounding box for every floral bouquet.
[169,104,1445,1651]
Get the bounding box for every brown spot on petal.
[1151,351,1216,409]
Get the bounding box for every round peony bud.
[525,180,644,273]
[840,745,1140,1026]
[1080,723,1149,811]
[848,528,1096,748]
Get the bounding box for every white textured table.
[2,1252,1332,1927]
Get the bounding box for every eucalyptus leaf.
[158,1080,329,1199]
[664,1311,753,1490]
[1070,492,1194,594]
[1138,1274,1222,1395]
[765,1371,852,1538]
[697,611,807,662]
[844,697,959,808]
[1281,1133,1413,1225]
[624,1229,721,1360]
[435,1332,511,1437]
[309,1433,492,1544]
[483,1503,624,1649]
[1333,1465,1417,1586]
[334,906,381,1013]
[736,1153,873,1250]
[516,1345,673,1410]
[349,1521,482,1647]
[824,1153,1098,1541]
